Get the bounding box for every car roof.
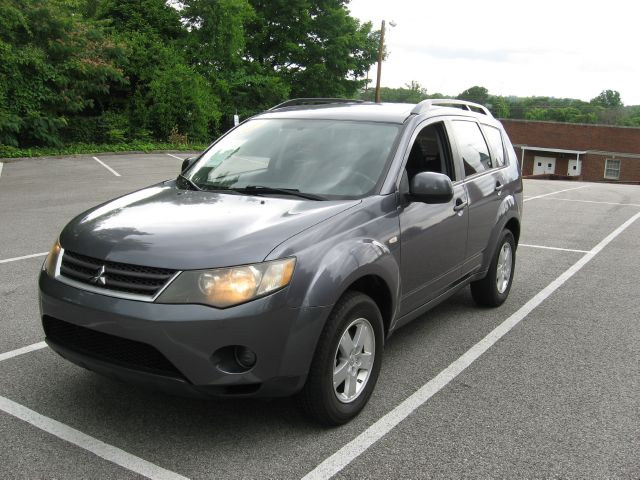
[256,99,498,125]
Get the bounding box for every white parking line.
[523,185,589,202]
[0,252,48,264]
[302,211,640,480]
[0,396,189,480]
[0,162,4,178]
[545,197,640,208]
[92,156,121,177]
[0,342,47,362]
[519,244,589,254]
[166,153,185,160]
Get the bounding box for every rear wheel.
[300,291,384,426]
[471,229,516,307]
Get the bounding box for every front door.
[533,156,556,175]
[398,121,468,317]
[567,159,581,176]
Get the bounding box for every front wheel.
[300,291,384,426]
[471,229,516,307]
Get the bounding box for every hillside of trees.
[1,0,638,157]
[361,83,640,127]
[0,0,378,152]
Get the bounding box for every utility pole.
[374,20,385,103]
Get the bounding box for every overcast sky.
[347,0,640,105]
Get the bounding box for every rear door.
[448,119,505,275]
[397,120,468,317]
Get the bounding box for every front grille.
[60,250,176,298]
[43,316,184,378]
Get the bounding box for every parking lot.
[0,153,638,479]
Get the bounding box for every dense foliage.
[1,0,637,154]
[0,0,378,149]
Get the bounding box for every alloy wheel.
[496,242,513,294]
[333,317,375,403]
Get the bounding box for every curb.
[0,150,202,163]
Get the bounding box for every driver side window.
[401,122,455,192]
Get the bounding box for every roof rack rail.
[269,98,364,111]
[411,99,493,117]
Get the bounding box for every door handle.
[495,182,504,192]
[453,198,468,212]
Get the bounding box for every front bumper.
[39,271,331,397]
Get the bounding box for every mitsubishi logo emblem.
[90,265,107,286]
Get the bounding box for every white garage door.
[533,156,556,175]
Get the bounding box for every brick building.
[500,119,640,183]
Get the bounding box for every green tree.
[360,81,429,103]
[618,106,640,127]
[0,0,124,146]
[92,0,221,141]
[489,96,510,118]
[94,0,185,40]
[457,86,490,106]
[590,89,623,108]
[146,64,219,142]
[245,0,379,98]
[181,0,254,74]
[525,108,549,121]
[181,0,278,127]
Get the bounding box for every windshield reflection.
[185,119,401,199]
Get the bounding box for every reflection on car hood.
[60,183,360,270]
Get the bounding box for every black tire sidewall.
[312,293,384,425]
[491,230,516,304]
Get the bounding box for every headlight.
[156,257,296,308]
[43,239,62,277]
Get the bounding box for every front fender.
[301,238,400,312]
[264,194,401,344]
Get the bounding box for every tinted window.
[451,120,491,177]
[186,119,401,199]
[503,132,519,171]
[405,122,455,181]
[483,125,505,167]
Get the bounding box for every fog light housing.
[234,346,257,369]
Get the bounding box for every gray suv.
[40,98,523,425]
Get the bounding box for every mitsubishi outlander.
[40,98,523,425]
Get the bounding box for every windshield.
[183,119,401,199]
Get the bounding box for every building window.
[604,159,621,180]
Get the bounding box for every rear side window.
[483,125,506,167]
[503,132,519,172]
[451,120,491,177]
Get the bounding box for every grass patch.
[0,142,208,159]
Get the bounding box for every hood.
[60,183,359,270]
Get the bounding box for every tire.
[470,229,516,307]
[300,291,384,426]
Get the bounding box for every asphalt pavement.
[0,154,638,479]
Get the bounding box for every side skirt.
[390,270,487,333]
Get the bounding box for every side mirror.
[409,172,453,203]
[181,157,197,172]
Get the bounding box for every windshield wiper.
[235,185,325,201]
[177,173,202,191]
